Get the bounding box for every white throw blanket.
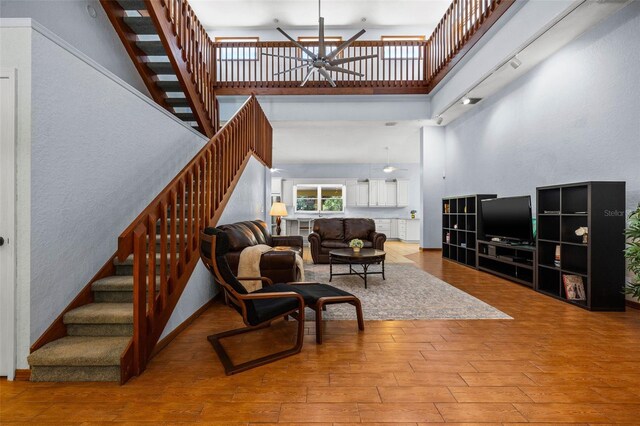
[237,244,305,292]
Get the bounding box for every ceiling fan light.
[383,166,394,173]
[461,96,471,105]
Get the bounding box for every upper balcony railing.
[213,40,430,95]
[210,0,514,95]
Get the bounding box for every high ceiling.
[189,0,451,30]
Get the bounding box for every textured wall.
[436,3,640,296]
[27,27,208,361]
[0,0,148,94]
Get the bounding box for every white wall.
[273,163,421,219]
[0,1,148,95]
[428,2,640,296]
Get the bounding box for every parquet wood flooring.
[2,247,640,424]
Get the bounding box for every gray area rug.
[303,263,511,320]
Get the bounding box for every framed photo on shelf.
[563,274,586,301]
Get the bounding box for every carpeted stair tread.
[92,275,161,291]
[64,303,132,324]
[28,336,130,367]
[113,253,167,266]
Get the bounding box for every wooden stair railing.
[102,0,218,136]
[118,95,271,382]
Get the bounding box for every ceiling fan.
[382,147,408,173]
[263,0,377,87]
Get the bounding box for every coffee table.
[329,248,386,289]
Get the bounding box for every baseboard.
[626,299,640,310]
[150,297,216,358]
[419,247,442,252]
[14,369,31,381]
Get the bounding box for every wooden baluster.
[193,163,200,252]
[147,215,157,318]
[178,179,186,273]
[132,222,147,373]
[159,201,168,307]
[169,189,178,289]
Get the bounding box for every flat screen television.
[481,196,534,244]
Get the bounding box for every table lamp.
[269,202,288,235]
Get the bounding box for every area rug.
[303,263,511,320]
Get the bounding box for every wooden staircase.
[101,0,218,136]
[29,95,272,383]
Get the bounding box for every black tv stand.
[477,240,536,288]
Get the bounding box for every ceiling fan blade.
[326,29,365,61]
[318,67,337,87]
[318,17,326,58]
[261,52,312,62]
[277,27,317,59]
[324,65,364,77]
[274,63,311,76]
[300,67,317,87]
[329,54,378,66]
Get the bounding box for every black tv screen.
[481,196,534,243]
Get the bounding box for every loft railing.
[153,0,219,133]
[213,40,429,95]
[426,0,515,90]
[118,95,272,381]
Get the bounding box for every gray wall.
[0,0,148,94]
[273,163,421,219]
[27,26,208,355]
[430,3,640,296]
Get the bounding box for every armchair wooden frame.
[200,232,305,375]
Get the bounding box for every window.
[215,37,259,61]
[381,35,425,60]
[297,36,343,59]
[294,184,345,213]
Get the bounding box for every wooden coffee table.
[329,248,386,289]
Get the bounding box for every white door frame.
[0,68,17,380]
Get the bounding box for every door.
[0,69,17,380]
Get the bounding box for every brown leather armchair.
[216,220,303,284]
[308,218,386,264]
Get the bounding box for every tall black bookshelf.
[442,194,497,268]
[536,182,626,311]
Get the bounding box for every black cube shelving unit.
[442,194,497,269]
[536,181,626,311]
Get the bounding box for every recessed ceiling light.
[385,122,397,126]
[361,17,367,22]
[86,5,97,19]
[461,97,482,105]
[273,18,280,24]
[509,56,522,69]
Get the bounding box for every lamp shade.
[269,202,288,217]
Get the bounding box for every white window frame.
[294,184,345,214]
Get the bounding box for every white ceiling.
[272,120,422,164]
[189,0,451,30]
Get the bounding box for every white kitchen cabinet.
[281,179,294,206]
[398,219,420,242]
[271,177,282,195]
[368,179,379,206]
[346,179,358,207]
[396,179,409,207]
[384,181,397,206]
[356,182,369,206]
[374,219,391,236]
[389,219,399,239]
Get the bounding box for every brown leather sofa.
[216,220,303,284]
[308,218,386,264]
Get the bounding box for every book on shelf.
[563,274,586,301]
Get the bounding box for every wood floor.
[2,248,640,424]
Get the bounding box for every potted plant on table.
[410,210,417,219]
[623,204,640,299]
[349,239,364,253]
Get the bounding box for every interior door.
[0,69,17,380]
